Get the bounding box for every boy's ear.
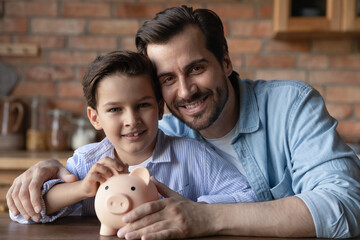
[158,100,164,120]
[87,106,103,130]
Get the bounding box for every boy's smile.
[88,73,162,166]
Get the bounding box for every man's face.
[147,26,233,131]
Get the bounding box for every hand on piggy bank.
[94,166,159,236]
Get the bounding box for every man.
[7,6,360,239]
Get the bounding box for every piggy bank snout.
[106,194,131,214]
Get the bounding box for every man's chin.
[168,107,211,130]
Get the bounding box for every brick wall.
[1,0,360,144]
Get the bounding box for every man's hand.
[117,177,215,240]
[6,159,77,222]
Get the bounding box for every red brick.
[77,67,88,82]
[326,104,353,120]
[231,20,272,37]
[313,39,353,53]
[258,4,273,18]
[50,52,97,66]
[266,40,311,53]
[6,2,57,17]
[121,37,137,51]
[330,55,360,69]
[256,70,306,82]
[62,3,110,18]
[312,85,326,97]
[337,121,360,138]
[17,36,66,49]
[1,18,27,33]
[326,87,360,103]
[309,71,360,85]
[227,38,262,53]
[115,4,163,18]
[12,81,56,97]
[246,55,296,68]
[355,106,360,119]
[32,19,85,35]
[229,54,244,69]
[208,4,254,19]
[26,66,74,81]
[89,20,138,35]
[53,99,86,115]
[69,37,117,50]
[0,53,45,65]
[58,82,83,98]
[238,71,255,80]
[298,55,329,69]
[0,36,11,42]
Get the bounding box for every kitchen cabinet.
[0,151,70,212]
[273,0,360,38]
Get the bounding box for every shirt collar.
[236,78,260,134]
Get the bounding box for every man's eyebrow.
[157,58,208,78]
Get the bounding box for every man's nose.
[178,77,196,99]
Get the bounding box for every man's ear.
[158,100,164,120]
[222,53,233,77]
[87,106,102,130]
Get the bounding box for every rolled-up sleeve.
[289,88,360,238]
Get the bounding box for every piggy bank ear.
[130,167,150,185]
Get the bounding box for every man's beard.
[167,78,229,131]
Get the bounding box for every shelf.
[0,151,71,170]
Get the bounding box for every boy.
[10,50,255,224]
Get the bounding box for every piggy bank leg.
[100,224,117,236]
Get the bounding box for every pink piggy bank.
[94,166,159,236]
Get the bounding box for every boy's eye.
[109,107,121,112]
[138,103,150,108]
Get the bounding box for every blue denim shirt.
[159,78,360,238]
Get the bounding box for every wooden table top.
[1,213,357,240]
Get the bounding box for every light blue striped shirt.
[10,130,256,224]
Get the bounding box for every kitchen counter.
[0,150,72,212]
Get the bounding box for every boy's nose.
[124,110,140,127]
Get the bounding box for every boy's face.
[146,25,233,133]
[88,73,163,165]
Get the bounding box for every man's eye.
[190,66,203,73]
[161,76,174,85]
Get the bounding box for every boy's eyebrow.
[157,58,208,78]
[102,96,156,107]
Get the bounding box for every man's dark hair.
[83,50,161,110]
[135,5,239,81]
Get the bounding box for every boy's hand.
[81,157,129,197]
[6,159,77,221]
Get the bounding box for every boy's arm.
[44,181,90,215]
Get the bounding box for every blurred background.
[0,0,359,151]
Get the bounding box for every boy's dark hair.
[135,5,239,82]
[83,50,161,110]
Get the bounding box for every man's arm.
[117,178,315,240]
[6,159,76,222]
